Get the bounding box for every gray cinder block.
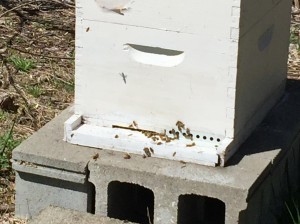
[13,81,300,223]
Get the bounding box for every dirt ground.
[0,0,74,223]
[0,1,300,223]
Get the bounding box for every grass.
[8,55,35,73]
[285,195,300,224]
[290,35,300,50]
[290,23,300,50]
[0,121,21,170]
[0,134,21,170]
[54,80,74,93]
[0,111,9,121]
[27,85,44,98]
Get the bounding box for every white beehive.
[65,0,292,166]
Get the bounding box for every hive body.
[65,0,291,166]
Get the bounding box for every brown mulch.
[289,4,300,80]
[0,0,75,223]
[288,29,300,79]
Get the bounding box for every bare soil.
[0,0,75,223]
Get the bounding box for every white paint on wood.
[75,21,231,138]
[66,0,292,166]
[65,115,224,166]
[82,0,233,36]
[64,114,82,142]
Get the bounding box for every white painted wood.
[80,0,233,36]
[75,21,231,138]
[67,0,292,166]
[66,115,221,166]
[64,114,81,142]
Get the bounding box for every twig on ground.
[3,62,30,109]
[0,205,15,213]
[9,46,74,60]
[50,0,75,8]
[0,1,36,18]
[295,0,300,10]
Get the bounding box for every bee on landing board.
[123,153,131,159]
[92,153,99,160]
[143,147,151,157]
[176,121,185,132]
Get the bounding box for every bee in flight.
[119,72,127,84]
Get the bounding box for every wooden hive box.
[64,0,292,166]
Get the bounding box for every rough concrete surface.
[12,105,100,174]
[28,206,134,224]
[13,80,300,223]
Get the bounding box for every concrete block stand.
[28,206,134,224]
[13,80,300,223]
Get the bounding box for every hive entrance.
[112,120,223,146]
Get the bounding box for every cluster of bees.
[110,120,197,161]
[140,120,196,147]
[114,120,195,143]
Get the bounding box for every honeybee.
[175,132,180,140]
[143,147,151,157]
[170,129,176,135]
[149,147,154,154]
[115,134,119,138]
[146,132,154,138]
[186,128,191,135]
[180,160,187,168]
[186,142,196,147]
[133,120,138,128]
[151,136,158,142]
[92,153,99,160]
[119,72,127,84]
[187,135,193,141]
[123,153,131,159]
[176,121,185,132]
[142,130,153,138]
[160,136,167,141]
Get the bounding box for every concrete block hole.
[107,181,154,224]
[177,194,225,224]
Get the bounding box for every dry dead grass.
[0,0,75,223]
[289,2,300,80]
